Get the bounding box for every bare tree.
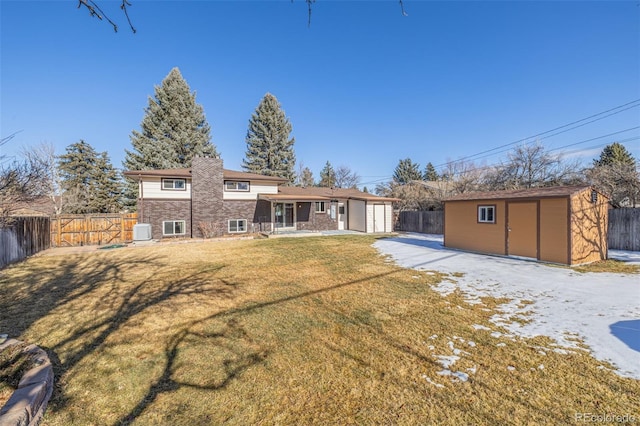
[0,138,50,225]
[442,159,484,194]
[334,165,360,189]
[21,143,64,215]
[483,143,584,190]
[587,162,639,208]
[76,0,407,32]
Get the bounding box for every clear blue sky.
[1,0,639,189]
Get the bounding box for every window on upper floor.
[225,181,250,192]
[478,205,496,223]
[162,178,186,190]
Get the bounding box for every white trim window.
[225,181,250,192]
[162,178,186,190]
[228,219,247,233]
[163,220,186,236]
[478,205,496,223]
[315,201,326,213]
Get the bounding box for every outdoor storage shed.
[444,186,609,265]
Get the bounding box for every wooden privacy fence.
[395,210,444,234]
[608,208,640,251]
[50,213,137,247]
[1,217,50,269]
[397,208,640,251]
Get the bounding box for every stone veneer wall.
[222,200,272,233]
[191,157,224,238]
[139,199,191,240]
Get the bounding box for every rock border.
[0,336,53,426]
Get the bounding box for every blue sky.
[1,0,639,188]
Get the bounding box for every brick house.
[124,157,397,239]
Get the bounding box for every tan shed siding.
[444,200,506,255]
[142,178,192,199]
[538,198,569,264]
[570,189,608,264]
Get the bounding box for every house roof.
[444,185,602,202]
[259,186,399,202]
[123,168,288,182]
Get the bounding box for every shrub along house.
[124,157,397,240]
[443,186,609,265]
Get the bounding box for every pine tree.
[242,93,296,183]
[58,140,122,213]
[92,152,123,213]
[297,166,315,187]
[393,158,422,184]
[318,161,336,187]
[593,142,635,167]
[589,142,639,207]
[424,162,439,181]
[123,67,217,208]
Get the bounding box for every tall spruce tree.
[58,140,122,213]
[393,158,422,184]
[424,162,439,181]
[123,67,217,208]
[589,142,639,207]
[318,161,336,187]
[242,93,296,183]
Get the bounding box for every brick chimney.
[191,156,224,237]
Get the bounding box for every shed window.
[315,202,326,213]
[162,178,186,190]
[225,181,250,192]
[163,220,186,236]
[478,205,495,223]
[228,219,247,233]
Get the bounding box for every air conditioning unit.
[133,224,152,241]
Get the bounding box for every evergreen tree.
[58,140,122,213]
[589,142,639,207]
[593,142,635,167]
[393,158,422,184]
[297,166,315,187]
[92,152,123,213]
[424,162,439,181]
[242,93,296,183]
[123,67,217,208]
[318,161,336,187]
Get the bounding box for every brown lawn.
[0,235,637,425]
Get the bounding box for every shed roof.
[444,185,601,202]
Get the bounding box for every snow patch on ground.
[375,233,640,379]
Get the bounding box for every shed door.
[507,202,538,259]
[373,204,386,232]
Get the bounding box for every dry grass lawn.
[0,235,638,425]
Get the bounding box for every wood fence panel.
[1,217,50,268]
[50,213,137,247]
[396,211,444,234]
[608,208,640,251]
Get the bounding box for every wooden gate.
[50,214,137,247]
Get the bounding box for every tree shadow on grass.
[0,250,238,415]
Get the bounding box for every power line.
[431,99,640,169]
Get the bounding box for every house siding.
[139,199,192,240]
[141,178,192,199]
[192,157,224,238]
[223,183,279,200]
